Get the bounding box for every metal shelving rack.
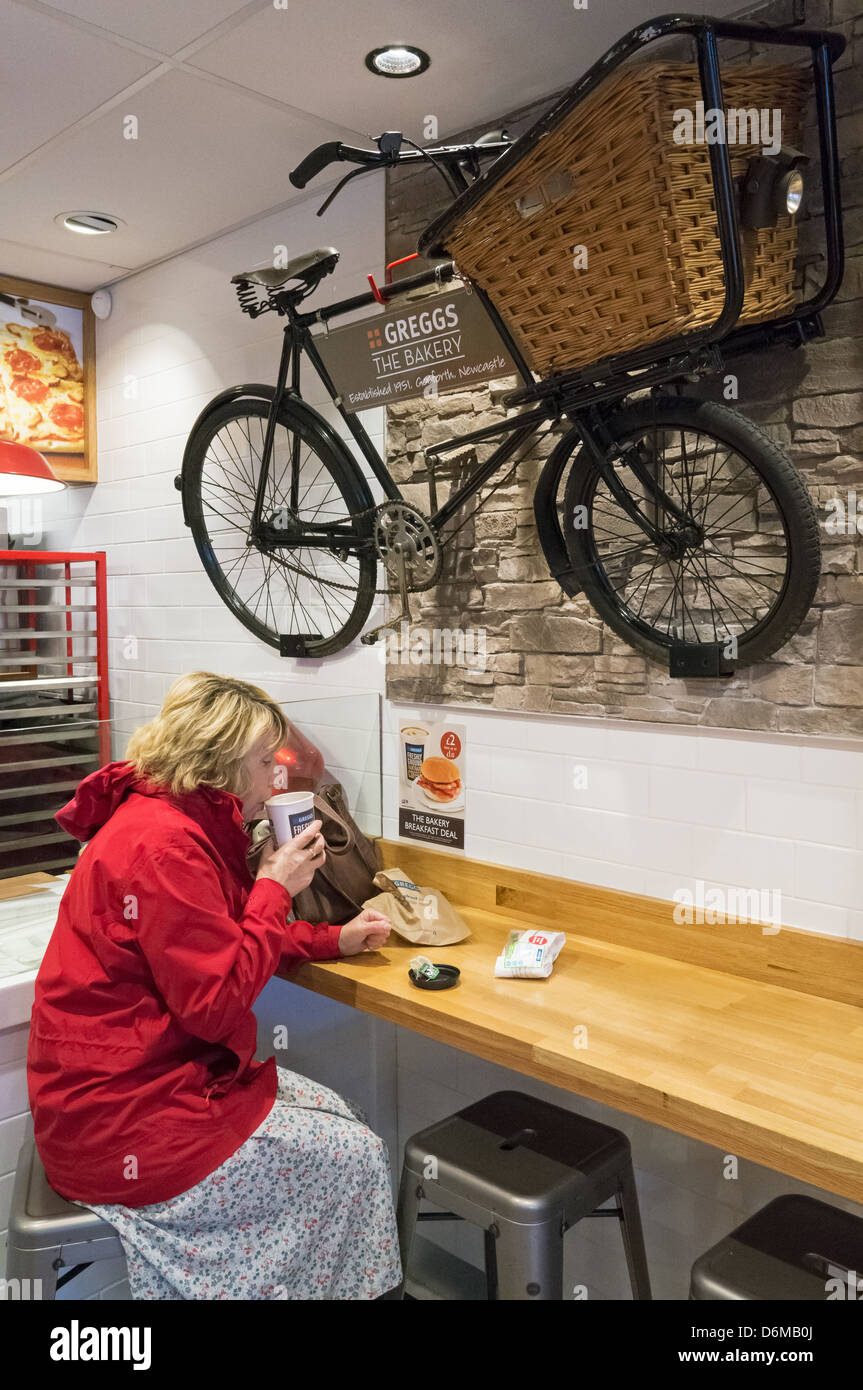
[0,551,109,879]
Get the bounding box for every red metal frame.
[385,252,419,284]
[0,549,110,762]
[367,252,422,302]
[65,560,73,690]
[24,558,36,680]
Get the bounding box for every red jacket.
[27,761,343,1207]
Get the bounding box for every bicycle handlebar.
[287,142,340,188]
[289,138,511,189]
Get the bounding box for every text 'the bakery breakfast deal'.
[0,322,85,451]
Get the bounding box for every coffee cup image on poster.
[398,720,465,849]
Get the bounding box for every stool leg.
[483,1227,498,1299]
[392,1166,422,1300]
[617,1167,652,1300]
[5,1242,59,1299]
[492,1219,563,1300]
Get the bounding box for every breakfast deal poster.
[398,719,465,849]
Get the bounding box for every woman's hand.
[338,908,392,956]
[255,820,326,897]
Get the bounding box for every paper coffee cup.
[401,726,428,782]
[265,791,316,847]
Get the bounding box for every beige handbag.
[362,868,472,946]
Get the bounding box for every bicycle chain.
[265,502,391,597]
[260,425,558,597]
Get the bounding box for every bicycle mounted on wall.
[176,11,845,674]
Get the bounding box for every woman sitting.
[27,671,399,1300]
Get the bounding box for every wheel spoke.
[570,411,795,654]
[188,407,372,652]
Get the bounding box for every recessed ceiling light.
[365,45,430,78]
[55,211,121,235]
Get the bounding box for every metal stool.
[690,1194,863,1300]
[5,1139,124,1298]
[395,1089,652,1300]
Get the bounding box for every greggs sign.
[314,287,518,411]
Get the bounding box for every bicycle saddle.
[232,248,339,289]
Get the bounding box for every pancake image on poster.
[415,755,464,811]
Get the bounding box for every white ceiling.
[1,0,747,292]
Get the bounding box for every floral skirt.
[70,1065,403,1300]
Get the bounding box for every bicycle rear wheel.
[562,396,821,666]
[181,397,376,655]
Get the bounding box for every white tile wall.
[384,701,862,940]
[11,172,861,1298]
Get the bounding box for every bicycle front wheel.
[181,397,377,655]
[562,396,821,666]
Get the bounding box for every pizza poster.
[398,719,466,849]
[0,282,87,458]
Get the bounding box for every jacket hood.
[55,761,246,843]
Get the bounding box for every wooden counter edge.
[279,953,863,1206]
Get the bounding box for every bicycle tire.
[182,396,377,656]
[561,396,821,667]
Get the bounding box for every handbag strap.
[313,792,355,857]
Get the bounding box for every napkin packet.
[362,868,472,946]
[494,928,566,979]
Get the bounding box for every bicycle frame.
[248,260,694,559]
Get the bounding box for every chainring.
[373,500,443,592]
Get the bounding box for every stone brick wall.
[382,0,863,735]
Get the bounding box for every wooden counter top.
[0,871,58,901]
[277,840,863,1205]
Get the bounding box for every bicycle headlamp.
[740,146,808,228]
[780,167,805,215]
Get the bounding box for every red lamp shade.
[0,440,64,495]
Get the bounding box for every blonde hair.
[126,671,287,799]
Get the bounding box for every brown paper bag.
[362,868,471,946]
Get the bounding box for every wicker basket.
[433,62,810,378]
